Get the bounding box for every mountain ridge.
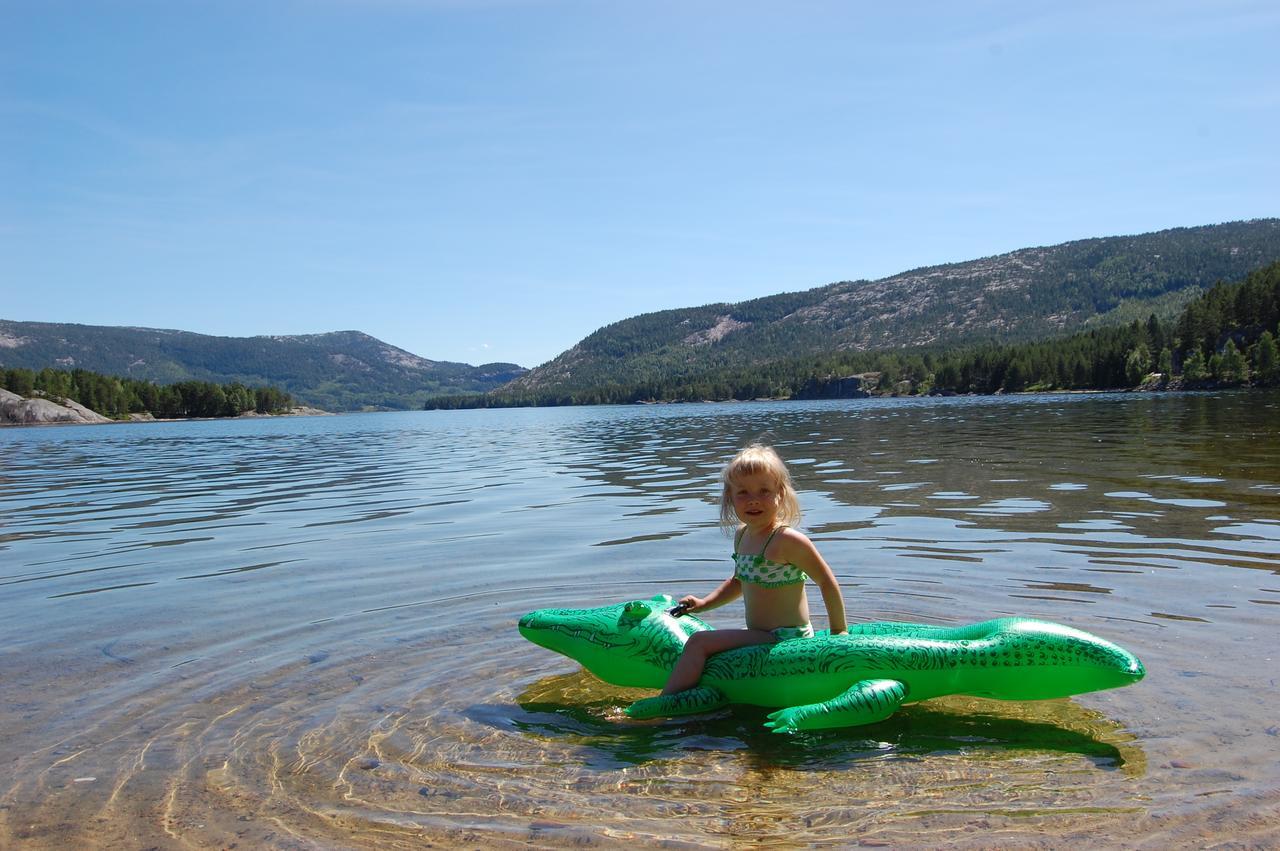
[0,322,525,411]
[7,219,1279,411]
[503,219,1280,395]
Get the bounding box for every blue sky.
[3,1,1278,368]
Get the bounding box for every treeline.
[1,366,294,419]
[425,260,1280,409]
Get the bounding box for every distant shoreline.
[423,374,1274,411]
[0,389,331,428]
[0,409,332,428]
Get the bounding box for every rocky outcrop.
[0,389,113,426]
[793,373,877,400]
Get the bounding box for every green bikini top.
[734,526,806,588]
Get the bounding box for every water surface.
[1,392,1277,847]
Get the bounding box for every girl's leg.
[661,628,776,695]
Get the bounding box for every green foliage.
[1,367,293,419]
[1214,339,1248,385]
[1175,261,1280,354]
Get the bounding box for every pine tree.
[1125,344,1151,386]
[1251,331,1279,385]
[1216,339,1248,384]
[1183,348,1210,382]
[1004,358,1031,392]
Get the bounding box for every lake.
[1,391,1277,848]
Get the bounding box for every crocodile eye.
[621,600,652,621]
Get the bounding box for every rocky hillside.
[505,219,1280,395]
[0,324,526,411]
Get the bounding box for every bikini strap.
[759,525,787,555]
[734,526,746,552]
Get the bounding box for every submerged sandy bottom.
[2,596,1276,850]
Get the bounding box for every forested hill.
[503,219,1280,396]
[0,324,525,411]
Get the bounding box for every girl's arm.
[680,576,742,613]
[816,575,848,635]
[776,530,848,634]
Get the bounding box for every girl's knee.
[683,631,714,657]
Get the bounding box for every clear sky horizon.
[4,1,1278,369]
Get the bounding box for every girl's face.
[730,471,782,528]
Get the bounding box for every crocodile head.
[518,594,711,688]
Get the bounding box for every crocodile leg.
[624,686,728,719]
[764,679,907,733]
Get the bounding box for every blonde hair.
[719,443,802,529]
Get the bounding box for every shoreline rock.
[0,389,113,426]
[236,406,332,418]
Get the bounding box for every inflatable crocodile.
[518,594,1145,732]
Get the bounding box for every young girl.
[659,443,848,697]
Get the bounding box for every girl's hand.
[669,595,703,617]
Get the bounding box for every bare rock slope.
[0,389,113,426]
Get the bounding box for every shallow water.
[1,392,1277,848]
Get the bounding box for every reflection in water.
[515,671,1145,775]
[0,391,1277,847]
